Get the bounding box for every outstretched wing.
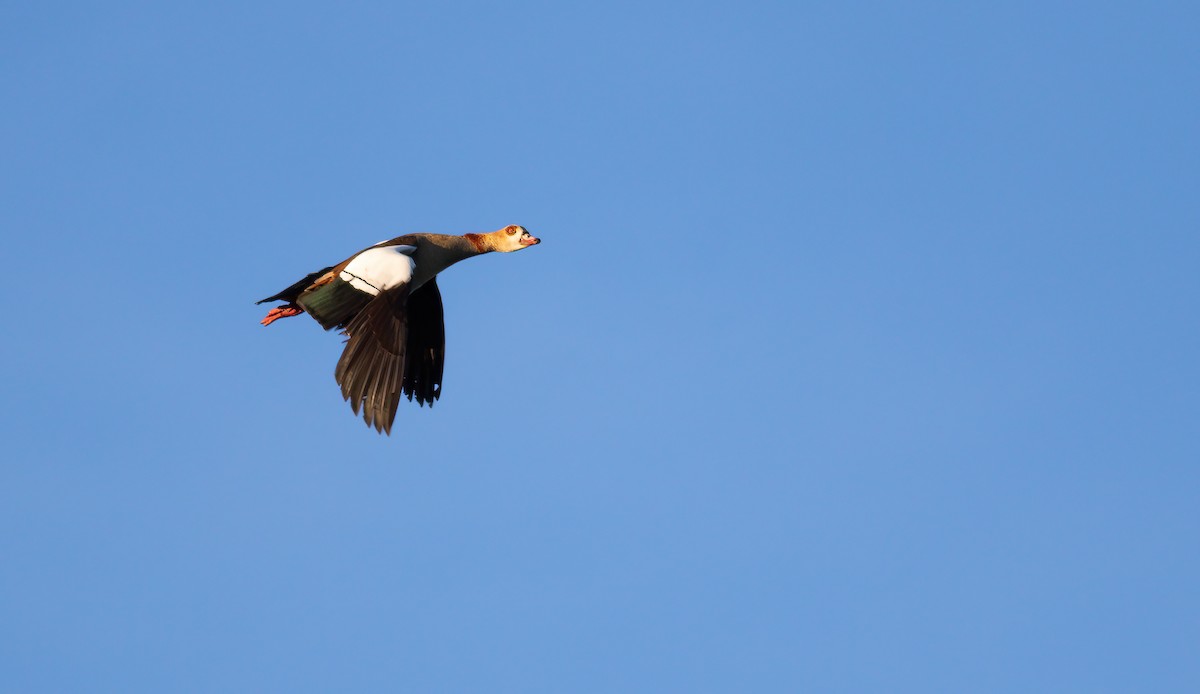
[403,279,446,407]
[335,285,410,434]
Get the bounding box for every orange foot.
[261,304,303,326]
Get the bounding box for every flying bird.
[258,225,541,433]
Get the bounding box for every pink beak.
[520,236,541,246]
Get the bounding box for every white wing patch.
[340,245,416,296]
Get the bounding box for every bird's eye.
[506,227,517,235]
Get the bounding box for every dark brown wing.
[403,279,446,407]
[335,285,410,434]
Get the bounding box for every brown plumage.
[258,226,541,434]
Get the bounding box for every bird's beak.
[520,236,541,246]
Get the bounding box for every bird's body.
[258,225,541,433]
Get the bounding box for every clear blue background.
[2,1,1197,691]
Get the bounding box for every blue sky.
[2,1,1197,691]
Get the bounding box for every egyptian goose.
[258,225,541,434]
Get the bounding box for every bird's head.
[491,225,541,252]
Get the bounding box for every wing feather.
[331,275,448,433]
[404,279,446,407]
[335,284,410,433]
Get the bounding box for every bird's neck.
[430,233,492,261]
[410,233,493,287]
